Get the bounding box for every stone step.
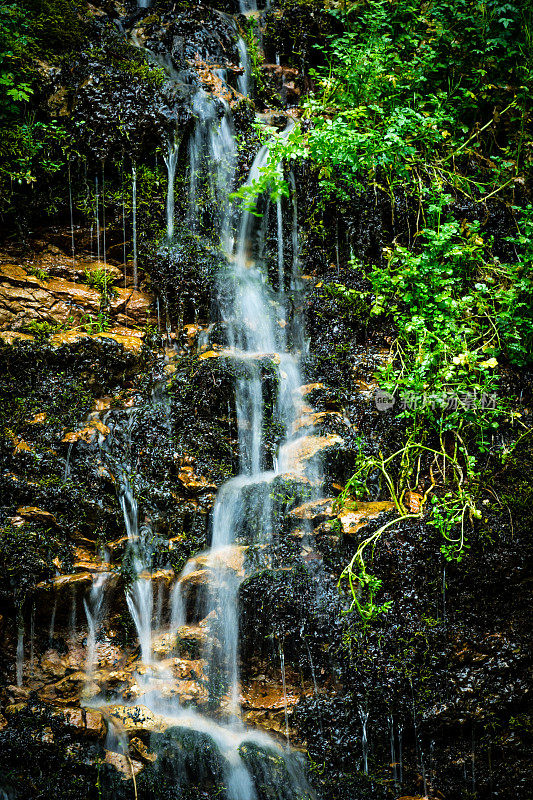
[279,433,343,475]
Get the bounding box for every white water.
[68,164,76,274]
[16,627,23,687]
[74,32,316,800]
[83,572,108,686]
[132,166,138,289]
[95,176,101,263]
[237,37,252,96]
[164,137,179,242]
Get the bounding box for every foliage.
[241,0,532,207]
[22,319,60,340]
[80,311,111,334]
[244,0,533,620]
[83,266,117,303]
[242,19,265,94]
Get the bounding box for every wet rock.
[104,704,168,735]
[35,572,94,594]
[0,264,101,329]
[16,506,57,526]
[60,707,105,737]
[105,750,144,779]
[40,650,69,679]
[40,670,87,701]
[292,409,345,433]
[178,458,217,493]
[337,500,395,536]
[0,330,34,345]
[62,419,110,444]
[129,736,157,763]
[289,498,334,524]
[281,433,343,475]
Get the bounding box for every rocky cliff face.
[0,2,531,800]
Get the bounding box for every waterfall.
[83,572,108,688]
[72,31,316,800]
[276,162,285,293]
[16,627,23,687]
[68,163,76,274]
[164,137,179,242]
[95,176,100,262]
[359,706,369,773]
[186,91,236,238]
[132,165,138,289]
[120,474,154,667]
[237,37,252,96]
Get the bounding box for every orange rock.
[292,410,345,433]
[289,498,334,522]
[62,418,110,444]
[50,330,91,347]
[0,330,34,345]
[92,330,144,354]
[296,383,325,396]
[178,463,217,493]
[404,491,424,513]
[17,506,57,525]
[36,571,94,593]
[105,751,144,780]
[129,737,157,763]
[338,501,395,536]
[61,707,105,737]
[9,434,33,453]
[93,396,114,412]
[26,412,48,425]
[281,434,343,474]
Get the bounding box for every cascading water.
[164,137,180,242]
[236,37,252,96]
[70,29,322,800]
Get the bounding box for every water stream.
[73,30,318,799]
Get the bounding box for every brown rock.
[292,410,344,433]
[93,396,114,412]
[281,434,343,475]
[62,419,110,444]
[289,498,334,523]
[40,650,68,679]
[112,288,152,326]
[17,506,57,525]
[338,501,395,536]
[92,331,144,355]
[130,737,157,763]
[0,266,101,329]
[0,331,34,345]
[4,702,27,716]
[42,670,87,700]
[404,491,424,513]
[61,707,105,737]
[36,571,94,593]
[296,383,325,396]
[26,412,48,425]
[178,462,217,493]
[105,750,144,779]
